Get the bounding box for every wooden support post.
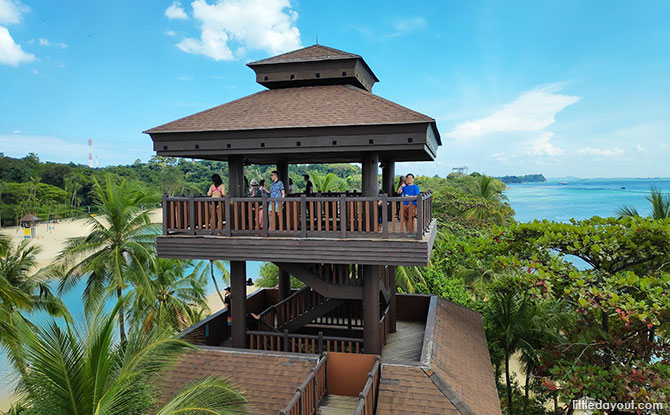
[277,161,289,193]
[363,265,381,355]
[283,329,289,352]
[188,195,196,235]
[279,268,291,301]
[381,159,395,196]
[361,153,379,197]
[230,261,247,348]
[162,194,168,235]
[228,155,244,197]
[389,266,397,333]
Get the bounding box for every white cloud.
[165,1,188,20]
[578,147,624,157]
[178,75,193,81]
[526,132,563,156]
[12,129,20,134]
[0,25,36,65]
[165,29,176,36]
[634,144,649,154]
[38,38,67,48]
[446,84,580,140]
[393,17,427,33]
[176,0,301,61]
[0,0,29,25]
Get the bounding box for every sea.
[1,177,670,403]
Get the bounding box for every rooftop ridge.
[247,44,360,66]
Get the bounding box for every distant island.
[496,174,547,184]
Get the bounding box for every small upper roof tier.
[246,45,379,91]
[145,45,441,163]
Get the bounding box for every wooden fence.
[163,192,433,240]
[353,357,381,415]
[280,353,328,415]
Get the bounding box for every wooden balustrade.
[256,287,326,331]
[379,305,391,347]
[247,330,363,354]
[314,301,363,328]
[354,357,381,415]
[280,353,328,415]
[163,192,433,239]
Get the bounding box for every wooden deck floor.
[381,321,425,363]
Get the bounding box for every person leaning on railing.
[398,173,420,233]
[207,174,226,233]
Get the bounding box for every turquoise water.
[505,178,670,223]
[0,260,262,400]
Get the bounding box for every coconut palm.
[0,235,65,372]
[470,175,508,202]
[58,175,159,342]
[485,280,570,415]
[310,171,339,192]
[129,257,210,333]
[617,187,670,219]
[13,300,248,415]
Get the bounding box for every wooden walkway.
[381,321,425,363]
[317,395,359,415]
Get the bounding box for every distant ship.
[558,182,568,185]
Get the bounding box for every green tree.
[14,301,248,415]
[58,175,159,342]
[129,257,210,333]
[0,235,65,373]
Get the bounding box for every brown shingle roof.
[430,300,502,415]
[157,348,317,414]
[377,299,501,415]
[144,84,434,134]
[248,45,360,65]
[377,364,460,415]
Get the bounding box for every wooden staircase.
[316,394,359,415]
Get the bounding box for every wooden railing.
[248,330,363,354]
[257,286,326,331]
[313,301,363,328]
[280,353,328,415]
[309,263,364,286]
[379,305,391,347]
[162,192,433,240]
[354,357,381,415]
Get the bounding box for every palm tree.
[14,301,248,415]
[485,280,569,415]
[0,235,65,373]
[310,171,338,192]
[617,187,670,219]
[58,175,159,342]
[470,175,508,202]
[129,257,210,333]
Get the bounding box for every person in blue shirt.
[398,173,420,232]
[269,170,285,229]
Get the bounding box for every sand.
[0,210,163,271]
[205,284,261,314]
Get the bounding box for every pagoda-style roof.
[145,44,441,163]
[145,84,432,133]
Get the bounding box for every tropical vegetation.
[1,153,669,414]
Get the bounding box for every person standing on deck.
[269,171,285,229]
[398,173,420,233]
[207,174,226,197]
[304,174,314,195]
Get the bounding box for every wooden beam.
[389,266,397,333]
[228,155,244,197]
[278,268,291,301]
[382,159,395,196]
[363,265,381,355]
[280,298,345,332]
[230,261,247,348]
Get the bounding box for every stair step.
[317,394,360,415]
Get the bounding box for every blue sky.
[0,0,669,178]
